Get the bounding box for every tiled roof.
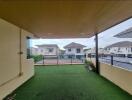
[64,42,86,48]
[36,44,59,48]
[105,41,132,48]
[114,27,132,38]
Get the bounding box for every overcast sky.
[31,18,132,50]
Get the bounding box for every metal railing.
[99,54,132,71]
[35,55,85,65]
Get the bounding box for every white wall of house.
[37,46,59,56]
[31,47,39,55]
[65,48,84,55]
[85,48,110,56]
[0,18,34,99]
[106,47,132,55]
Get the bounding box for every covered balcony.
[0,0,132,99]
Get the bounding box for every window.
[76,48,80,53]
[68,48,71,52]
[107,48,110,51]
[26,37,31,59]
[131,48,132,52]
[48,48,53,52]
[118,47,120,52]
[41,49,43,52]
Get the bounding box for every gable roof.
[64,42,86,48]
[105,41,132,48]
[114,27,132,38]
[36,44,59,48]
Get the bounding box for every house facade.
[84,48,110,58]
[36,44,60,56]
[30,47,39,55]
[64,42,86,59]
[105,41,132,57]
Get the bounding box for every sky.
[31,18,132,50]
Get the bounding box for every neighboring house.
[36,44,60,56]
[30,47,39,55]
[64,42,86,59]
[84,48,110,58]
[105,41,132,57]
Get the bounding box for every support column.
[95,33,99,74]
[19,28,23,76]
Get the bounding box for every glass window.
[48,48,53,52]
[26,37,31,59]
[76,48,80,53]
[118,47,120,52]
[68,48,71,52]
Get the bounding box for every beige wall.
[87,58,132,95]
[0,19,20,86]
[0,18,34,99]
[100,63,132,95]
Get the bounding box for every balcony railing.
[99,55,132,71]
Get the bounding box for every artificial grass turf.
[6,65,132,100]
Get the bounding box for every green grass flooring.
[6,65,132,100]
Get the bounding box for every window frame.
[76,48,81,53]
[26,36,31,59]
[68,48,71,52]
[48,48,54,53]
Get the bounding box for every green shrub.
[31,55,43,63]
[84,59,96,72]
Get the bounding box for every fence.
[99,54,132,71]
[35,55,85,65]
